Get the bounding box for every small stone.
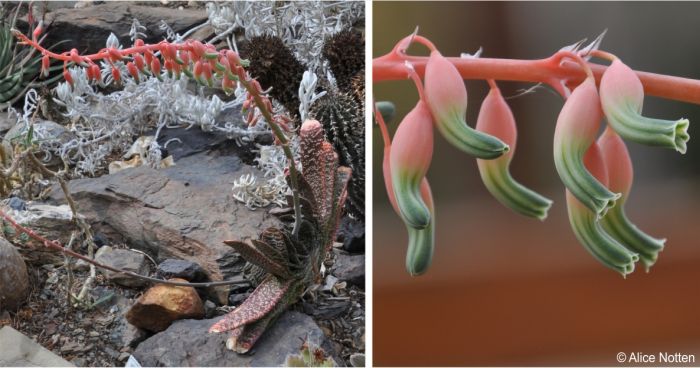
[88,331,100,338]
[0,238,29,311]
[349,353,365,367]
[322,275,338,292]
[228,291,251,306]
[126,278,205,333]
[332,253,365,287]
[94,246,150,288]
[7,197,25,211]
[71,357,87,367]
[156,259,208,282]
[74,259,90,272]
[93,232,109,247]
[203,300,216,318]
[336,216,364,253]
[118,352,131,362]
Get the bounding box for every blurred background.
[373,2,700,366]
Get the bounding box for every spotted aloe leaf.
[597,127,665,270]
[209,275,293,334]
[476,82,552,220]
[566,143,639,277]
[223,239,292,280]
[600,59,689,154]
[553,76,620,219]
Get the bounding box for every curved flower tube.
[566,143,639,277]
[378,104,436,276]
[600,59,690,154]
[554,76,621,218]
[390,99,434,229]
[424,50,509,159]
[476,82,553,220]
[597,127,665,270]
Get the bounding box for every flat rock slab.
[0,326,73,367]
[133,311,333,367]
[41,3,207,54]
[48,152,281,303]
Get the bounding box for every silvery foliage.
[298,70,326,122]
[51,33,269,176]
[206,1,364,68]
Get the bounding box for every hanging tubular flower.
[600,59,690,154]
[390,99,434,229]
[378,105,436,276]
[597,127,665,270]
[553,76,620,218]
[424,50,509,159]
[566,143,639,277]
[476,81,553,220]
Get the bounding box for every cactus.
[239,34,306,118]
[323,28,364,93]
[210,119,351,353]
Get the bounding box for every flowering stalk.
[12,29,304,237]
[376,31,697,276]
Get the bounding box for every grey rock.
[94,246,149,288]
[157,258,208,282]
[40,3,207,55]
[0,111,15,134]
[337,216,365,253]
[0,326,73,366]
[0,238,29,311]
[203,300,217,319]
[302,300,350,320]
[7,197,26,211]
[349,353,365,367]
[47,152,281,303]
[332,253,365,287]
[322,275,339,292]
[133,311,333,367]
[2,120,76,167]
[228,290,251,306]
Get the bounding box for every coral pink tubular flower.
[476,83,552,220]
[126,62,139,83]
[597,127,665,270]
[423,50,508,159]
[390,100,434,229]
[381,117,435,276]
[150,57,162,79]
[553,76,620,219]
[133,54,146,71]
[111,67,121,83]
[600,59,689,154]
[41,54,50,77]
[63,69,73,87]
[566,143,639,277]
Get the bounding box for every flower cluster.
[376,32,692,277]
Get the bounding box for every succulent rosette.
[424,50,509,159]
[390,100,434,229]
[600,59,690,154]
[597,127,665,270]
[553,76,621,218]
[566,143,639,276]
[476,83,552,220]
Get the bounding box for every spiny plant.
[210,119,350,353]
[374,31,697,277]
[13,22,349,353]
[241,28,366,219]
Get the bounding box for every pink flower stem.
[374,52,700,106]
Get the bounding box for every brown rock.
[126,278,204,332]
[0,238,29,311]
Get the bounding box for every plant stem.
[373,53,700,105]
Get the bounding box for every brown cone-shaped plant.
[239,34,306,117]
[210,119,351,353]
[310,90,364,218]
[323,28,364,92]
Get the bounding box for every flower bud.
[382,134,435,276]
[150,57,162,78]
[32,21,43,40]
[111,67,121,83]
[600,59,689,153]
[88,64,101,83]
[134,39,144,47]
[41,54,50,77]
[476,85,552,220]
[127,62,139,83]
[133,54,146,71]
[597,127,665,270]
[63,69,73,87]
[226,50,241,67]
[222,73,235,95]
[566,143,639,277]
[424,50,509,159]
[553,76,620,218]
[390,100,434,229]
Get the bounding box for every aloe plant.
[209,119,351,353]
